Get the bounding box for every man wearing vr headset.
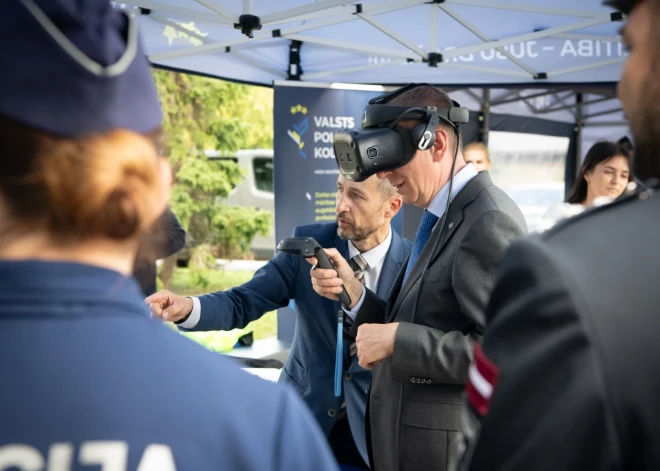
[311,84,527,471]
[455,0,660,470]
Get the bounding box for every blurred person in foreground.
[455,0,660,469]
[538,139,633,231]
[0,2,338,470]
[133,206,186,297]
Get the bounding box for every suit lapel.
[376,230,406,300]
[386,172,493,322]
[335,232,349,260]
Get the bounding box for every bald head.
[384,84,463,149]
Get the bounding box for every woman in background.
[0,1,337,470]
[539,140,633,231]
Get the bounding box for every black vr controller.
[333,83,469,182]
[277,237,352,306]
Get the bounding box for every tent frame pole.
[575,92,584,172]
[481,88,491,145]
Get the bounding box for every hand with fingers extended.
[145,289,194,323]
[306,248,363,309]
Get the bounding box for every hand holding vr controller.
[277,237,362,308]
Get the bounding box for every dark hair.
[604,0,643,14]
[0,115,163,242]
[383,85,463,149]
[617,136,634,156]
[566,140,633,204]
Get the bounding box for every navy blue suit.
[0,260,338,471]
[186,223,411,466]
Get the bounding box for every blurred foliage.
[153,70,274,265]
[158,267,277,344]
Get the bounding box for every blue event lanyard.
[334,310,343,397]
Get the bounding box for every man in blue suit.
[148,174,411,469]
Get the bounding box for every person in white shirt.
[463,142,491,173]
[539,139,633,232]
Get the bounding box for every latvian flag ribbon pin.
[466,342,500,417]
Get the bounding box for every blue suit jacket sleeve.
[274,387,340,471]
[185,227,302,332]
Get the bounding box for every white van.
[205,149,275,260]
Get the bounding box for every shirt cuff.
[177,296,201,329]
[342,285,366,320]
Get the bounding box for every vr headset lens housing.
[333,102,469,183]
[334,126,415,183]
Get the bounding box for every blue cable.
[334,311,343,397]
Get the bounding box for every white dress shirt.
[344,226,392,320]
[179,225,394,329]
[346,163,478,314]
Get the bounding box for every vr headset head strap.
[368,83,436,105]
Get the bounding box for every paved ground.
[214,259,269,271]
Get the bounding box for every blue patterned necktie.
[402,210,439,285]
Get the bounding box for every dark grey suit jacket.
[351,171,527,471]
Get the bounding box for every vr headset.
[333,83,470,182]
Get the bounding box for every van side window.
[253,157,274,193]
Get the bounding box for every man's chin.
[337,227,352,240]
[337,226,365,242]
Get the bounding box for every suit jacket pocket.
[282,355,307,394]
[401,398,464,431]
[399,399,465,471]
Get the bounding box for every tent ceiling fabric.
[446,87,625,125]
[115,0,627,87]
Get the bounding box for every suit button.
[328,409,336,418]
[344,373,352,380]
[410,377,416,383]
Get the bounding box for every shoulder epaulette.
[542,180,658,238]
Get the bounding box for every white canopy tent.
[113,0,631,345]
[116,0,625,86]
[112,0,629,163]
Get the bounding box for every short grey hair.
[384,85,464,150]
[375,176,397,199]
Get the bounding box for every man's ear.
[384,195,403,219]
[431,128,449,162]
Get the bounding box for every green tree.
[153,70,274,281]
